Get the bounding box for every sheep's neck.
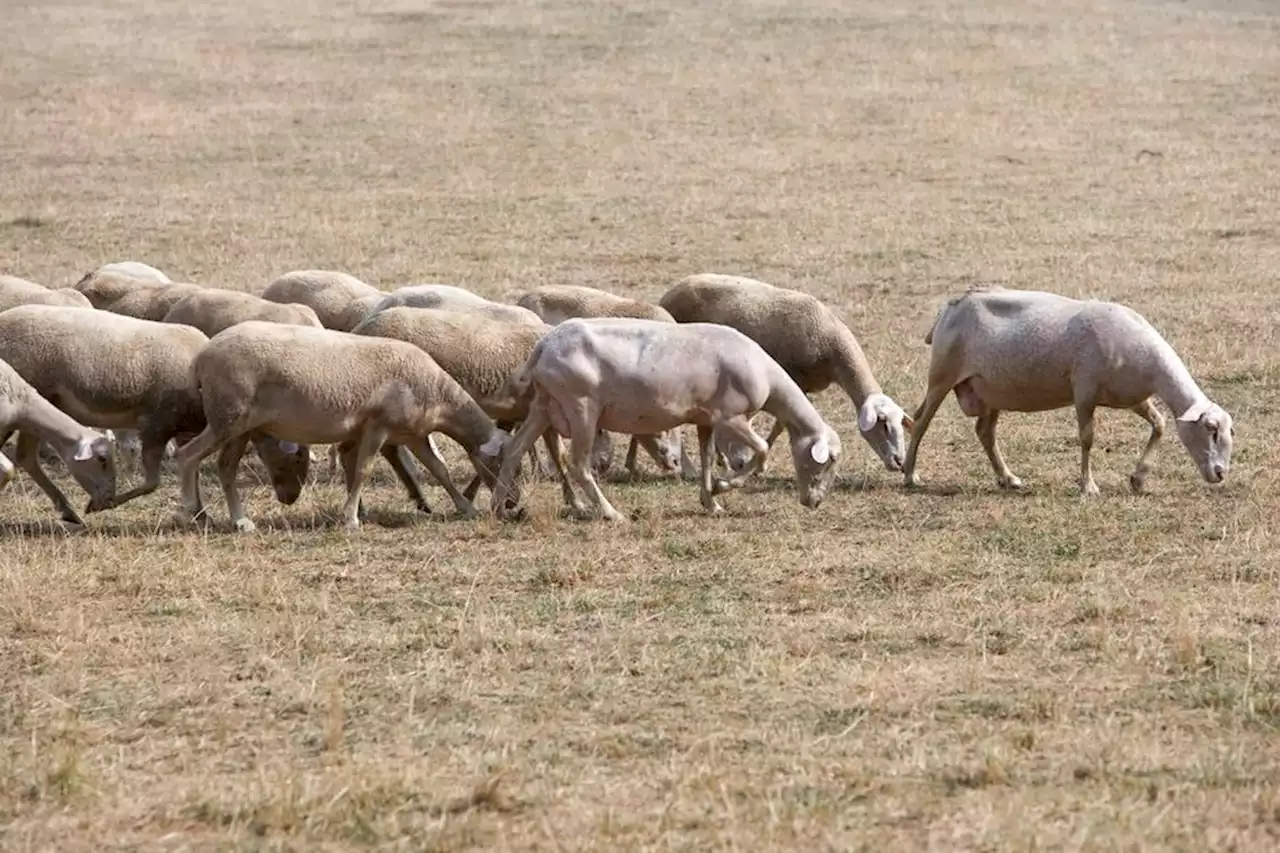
[14,394,89,456]
[831,323,882,408]
[437,401,497,454]
[1150,340,1209,418]
[762,359,828,438]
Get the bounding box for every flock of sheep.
[0,261,1235,533]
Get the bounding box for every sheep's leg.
[14,431,84,528]
[1075,403,1100,497]
[565,406,626,523]
[696,425,724,515]
[173,426,228,522]
[1128,398,1164,493]
[403,435,477,518]
[491,405,547,518]
[339,426,387,529]
[975,410,1023,490]
[215,434,256,533]
[380,443,432,514]
[543,429,586,513]
[0,449,13,491]
[327,445,341,480]
[710,418,771,493]
[624,436,641,477]
[902,385,952,488]
[98,436,168,510]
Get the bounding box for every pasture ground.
[2,0,1280,849]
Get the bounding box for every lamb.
[512,283,703,478]
[260,270,387,332]
[0,357,115,528]
[162,288,323,337]
[903,286,1234,495]
[489,317,843,522]
[0,306,309,518]
[174,321,520,532]
[660,274,912,477]
[102,281,206,321]
[73,261,172,308]
[372,284,544,327]
[350,306,620,505]
[0,275,93,311]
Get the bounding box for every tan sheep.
[162,288,323,337]
[0,305,309,518]
[0,275,92,311]
[73,261,172,308]
[0,357,115,528]
[260,270,387,332]
[372,284,544,327]
[175,321,520,532]
[103,281,205,321]
[660,273,912,474]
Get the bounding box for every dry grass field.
[2,0,1280,849]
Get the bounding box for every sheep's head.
[68,433,117,512]
[473,429,522,511]
[1174,399,1234,484]
[857,393,912,472]
[789,427,842,509]
[254,437,311,505]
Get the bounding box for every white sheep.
[373,284,544,327]
[350,306,618,504]
[0,305,309,516]
[904,286,1235,495]
[0,275,93,311]
[0,357,115,528]
[162,288,323,337]
[174,321,520,532]
[260,270,386,332]
[73,261,172,308]
[490,317,843,521]
[102,281,206,322]
[512,283,711,478]
[660,274,912,475]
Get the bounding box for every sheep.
[0,305,309,518]
[73,261,171,308]
[903,286,1235,495]
[489,317,843,522]
[260,270,386,332]
[162,288,323,337]
[512,283,702,478]
[349,306,619,506]
[372,284,544,327]
[0,357,116,528]
[174,321,520,532]
[102,281,205,322]
[660,274,912,476]
[0,275,93,311]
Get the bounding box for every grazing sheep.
[102,281,205,321]
[0,306,309,517]
[0,275,92,311]
[73,261,172,308]
[162,288,323,337]
[350,306,617,504]
[512,283,703,478]
[660,274,912,474]
[904,286,1235,495]
[174,321,520,532]
[0,357,115,528]
[373,284,544,327]
[260,270,386,332]
[490,318,843,521]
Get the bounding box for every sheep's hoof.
[233,517,258,533]
[56,518,86,534]
[1128,472,1147,493]
[1080,481,1101,498]
[602,511,629,523]
[903,474,923,489]
[997,475,1025,491]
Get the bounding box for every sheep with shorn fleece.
[260,270,387,332]
[0,357,115,528]
[513,282,735,479]
[73,261,172,308]
[162,288,323,337]
[0,275,92,311]
[490,317,842,522]
[659,273,912,475]
[174,321,520,532]
[372,284,544,327]
[0,305,309,518]
[903,286,1234,495]
[350,306,619,506]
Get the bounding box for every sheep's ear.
[278,440,300,455]
[810,437,831,465]
[857,401,879,433]
[480,433,505,457]
[1177,400,1213,423]
[72,438,96,462]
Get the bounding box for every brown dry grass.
[2,0,1280,849]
